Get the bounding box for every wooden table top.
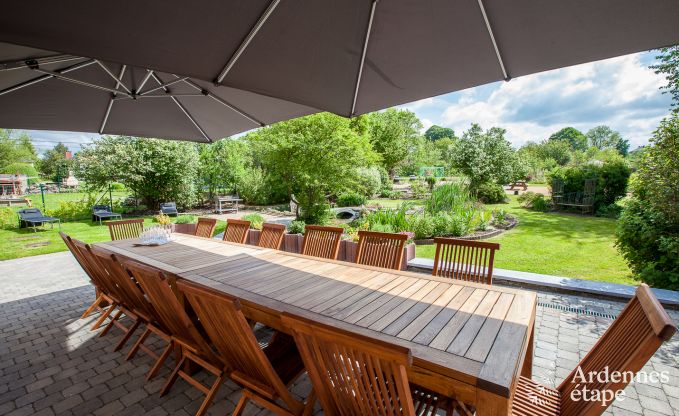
[97,234,536,400]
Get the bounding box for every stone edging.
[413,216,518,245]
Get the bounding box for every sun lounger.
[18,208,60,232]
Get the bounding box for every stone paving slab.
[1,252,678,415]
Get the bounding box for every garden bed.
[413,215,518,244]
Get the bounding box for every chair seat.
[263,333,306,386]
[512,376,561,416]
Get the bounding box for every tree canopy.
[651,45,679,114]
[368,109,422,177]
[586,125,629,156]
[39,142,72,181]
[548,127,588,151]
[424,125,455,141]
[75,136,200,208]
[0,129,38,174]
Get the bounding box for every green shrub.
[174,215,197,224]
[370,223,395,233]
[407,214,434,240]
[0,162,38,178]
[616,116,679,290]
[0,207,17,229]
[549,159,631,210]
[474,182,506,204]
[336,192,367,207]
[110,182,125,190]
[241,213,264,230]
[492,209,509,227]
[153,213,172,225]
[410,181,428,198]
[596,203,623,218]
[379,188,399,199]
[518,192,550,212]
[425,176,437,191]
[287,220,305,235]
[477,211,492,231]
[365,203,410,232]
[239,167,270,205]
[355,167,382,197]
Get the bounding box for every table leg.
[521,317,535,378]
[476,390,510,416]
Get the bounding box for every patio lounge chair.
[92,204,122,225]
[159,202,179,217]
[17,208,60,232]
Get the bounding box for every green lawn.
[416,197,634,285]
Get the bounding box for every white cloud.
[403,52,671,149]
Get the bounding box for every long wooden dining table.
[96,233,536,416]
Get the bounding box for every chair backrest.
[558,284,676,416]
[123,260,216,359]
[432,237,500,285]
[107,219,144,241]
[258,223,286,249]
[60,232,98,286]
[69,238,124,302]
[222,219,250,244]
[194,217,217,238]
[88,246,158,322]
[355,230,407,270]
[177,280,301,411]
[92,204,112,213]
[300,225,344,260]
[552,179,564,195]
[282,312,416,416]
[18,208,42,218]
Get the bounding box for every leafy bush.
[595,203,623,219]
[407,214,434,240]
[474,182,506,204]
[425,176,437,191]
[355,167,382,197]
[518,192,550,212]
[477,211,492,231]
[336,192,367,207]
[492,209,509,227]
[0,162,38,178]
[410,181,428,198]
[174,215,197,224]
[616,116,679,289]
[0,207,17,229]
[238,167,269,205]
[365,203,410,232]
[110,182,125,190]
[153,213,172,225]
[379,188,399,199]
[287,220,305,235]
[370,223,395,234]
[241,213,264,230]
[549,159,631,210]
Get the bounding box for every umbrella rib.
[171,96,212,142]
[100,65,127,134]
[95,60,132,93]
[181,78,264,127]
[31,68,134,97]
[0,54,82,71]
[136,70,154,94]
[151,73,211,142]
[140,77,187,95]
[350,0,378,117]
[476,0,510,81]
[0,59,95,97]
[215,0,281,84]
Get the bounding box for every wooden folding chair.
[222,218,250,243]
[195,217,217,238]
[282,312,459,416]
[258,222,286,249]
[355,230,407,270]
[177,279,313,416]
[125,261,225,416]
[60,232,112,321]
[513,284,676,416]
[432,237,500,285]
[107,218,144,240]
[70,237,128,331]
[300,225,344,260]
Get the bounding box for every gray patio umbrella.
[1,0,678,141]
[0,43,317,142]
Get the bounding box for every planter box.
[283,233,304,253]
[246,229,261,246]
[172,223,196,235]
[338,240,415,270]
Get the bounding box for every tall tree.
[451,124,522,189]
[368,109,422,177]
[75,136,200,208]
[651,45,679,114]
[424,125,455,141]
[248,113,377,222]
[0,129,38,171]
[548,127,588,151]
[39,142,71,180]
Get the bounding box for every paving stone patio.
[1,251,677,416]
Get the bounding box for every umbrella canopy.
[0,42,317,142]
[1,0,678,140]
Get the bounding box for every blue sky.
[26,51,672,154]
